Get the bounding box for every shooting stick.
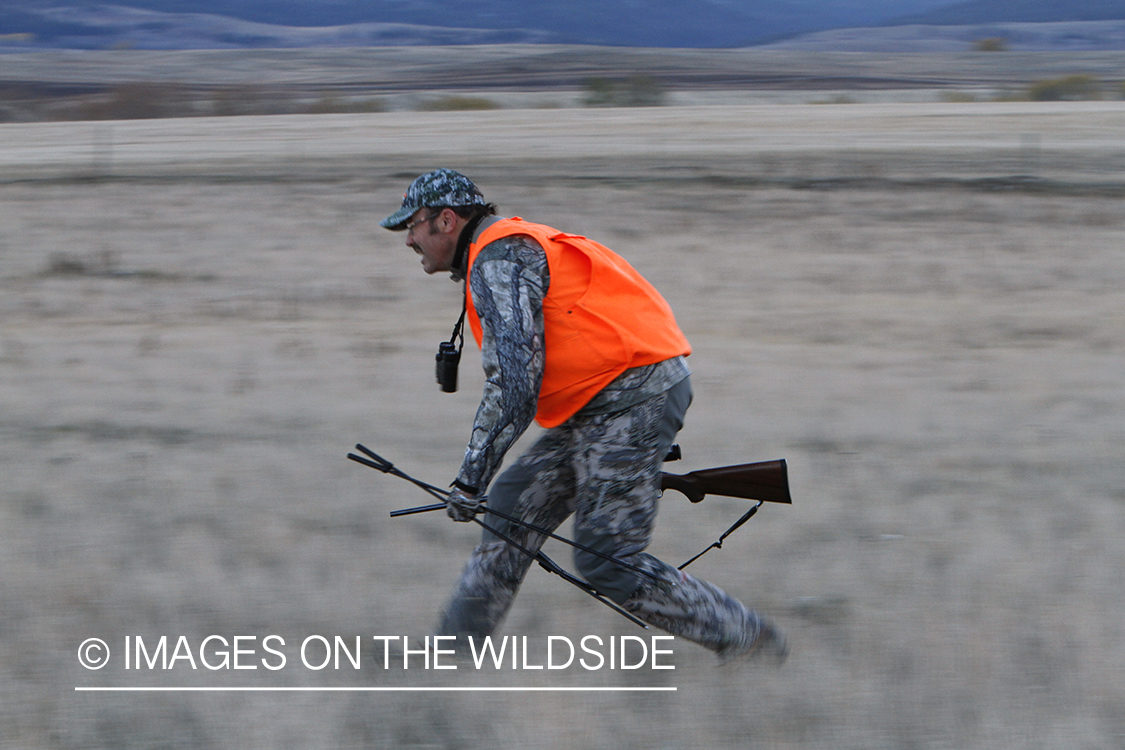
[347,445,657,627]
[348,445,660,583]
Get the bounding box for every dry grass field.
[2,96,1125,749]
[3,46,1125,118]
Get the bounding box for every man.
[381,168,785,663]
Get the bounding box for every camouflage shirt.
[456,233,689,492]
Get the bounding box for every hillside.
[0,0,962,49]
[766,20,1125,51]
[896,0,1125,24]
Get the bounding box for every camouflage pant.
[437,377,764,653]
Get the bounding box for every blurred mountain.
[760,0,1125,51]
[761,20,1125,50]
[893,0,1125,24]
[0,0,1123,49]
[0,0,958,49]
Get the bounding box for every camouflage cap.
[380,169,486,230]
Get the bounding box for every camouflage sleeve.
[455,235,549,493]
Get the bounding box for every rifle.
[659,459,792,506]
[657,457,791,569]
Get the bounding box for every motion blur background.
[2,2,1125,748]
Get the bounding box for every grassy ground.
[2,47,1124,120]
[2,101,1124,748]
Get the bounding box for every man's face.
[405,207,456,275]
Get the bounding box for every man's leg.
[571,378,785,660]
[436,428,577,641]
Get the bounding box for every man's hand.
[445,488,482,522]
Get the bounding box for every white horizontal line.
[75,686,676,692]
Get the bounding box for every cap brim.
[380,206,414,231]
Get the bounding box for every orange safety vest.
[466,218,691,428]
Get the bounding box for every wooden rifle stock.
[660,459,792,505]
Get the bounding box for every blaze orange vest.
[466,218,691,428]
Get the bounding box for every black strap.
[448,295,466,353]
[677,501,763,570]
[451,212,487,280]
[445,213,486,355]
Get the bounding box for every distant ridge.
[0,5,557,49]
[765,20,1125,51]
[1,0,1124,50]
[892,0,1125,24]
[0,0,958,50]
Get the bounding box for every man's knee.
[574,547,640,605]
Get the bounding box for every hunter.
[381,169,786,663]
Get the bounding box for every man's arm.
[454,235,549,494]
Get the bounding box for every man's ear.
[436,207,459,235]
